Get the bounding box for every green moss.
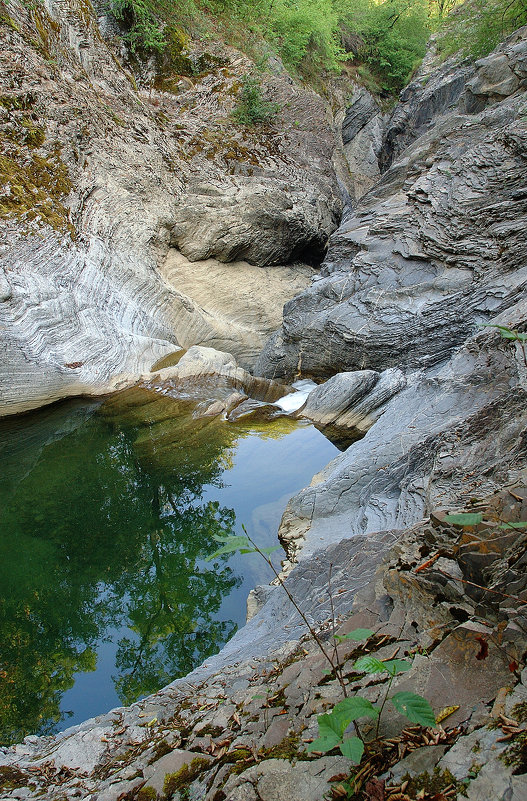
[32,7,53,59]
[512,702,527,724]
[162,757,211,798]
[0,149,75,238]
[149,739,174,763]
[154,110,170,129]
[404,767,465,797]
[153,24,227,92]
[154,24,194,89]
[20,118,46,147]
[136,787,157,801]
[0,92,35,112]
[0,5,19,31]
[211,746,256,784]
[0,766,29,790]
[104,106,127,127]
[195,724,223,738]
[501,730,527,774]
[260,733,306,761]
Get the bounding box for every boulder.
[146,346,291,405]
[220,757,350,801]
[301,369,378,427]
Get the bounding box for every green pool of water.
[0,387,338,745]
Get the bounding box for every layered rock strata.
[251,30,527,580]
[2,16,527,801]
[0,0,344,416]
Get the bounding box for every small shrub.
[207,533,436,772]
[232,76,280,125]
[110,0,165,54]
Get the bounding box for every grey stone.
[467,53,520,98]
[146,346,291,406]
[341,86,387,199]
[439,728,508,780]
[464,759,527,801]
[220,757,350,801]
[44,726,110,773]
[381,745,447,784]
[260,715,292,750]
[342,89,381,145]
[380,51,475,171]
[0,0,343,416]
[256,33,527,386]
[438,723,527,801]
[301,370,378,426]
[94,777,146,801]
[0,271,11,302]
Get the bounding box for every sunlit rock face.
[0,0,343,417]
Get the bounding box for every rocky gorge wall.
[256,27,527,568]
[2,6,527,800]
[0,0,348,416]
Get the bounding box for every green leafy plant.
[207,531,436,768]
[207,527,346,691]
[481,324,527,368]
[110,0,166,53]
[105,0,434,94]
[444,512,483,526]
[437,0,527,59]
[307,632,435,763]
[444,512,527,531]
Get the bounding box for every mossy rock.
[154,24,194,86]
[502,730,527,774]
[154,24,227,91]
[0,3,19,32]
[136,787,157,801]
[0,149,74,237]
[0,766,29,790]
[162,757,211,798]
[404,766,466,797]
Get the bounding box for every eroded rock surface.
[256,29,527,384]
[0,0,343,415]
[2,12,527,801]
[341,86,387,199]
[158,252,316,369]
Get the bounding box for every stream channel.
[0,386,338,746]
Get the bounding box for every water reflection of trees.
[0,391,242,745]
[111,493,239,705]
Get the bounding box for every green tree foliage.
[336,0,430,92]
[109,0,437,94]
[111,0,166,53]
[438,0,527,59]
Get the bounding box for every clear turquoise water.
[0,388,337,745]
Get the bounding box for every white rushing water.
[274,379,317,413]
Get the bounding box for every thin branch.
[327,562,348,696]
[435,568,527,606]
[375,674,394,739]
[242,526,343,689]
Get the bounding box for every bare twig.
[242,526,343,690]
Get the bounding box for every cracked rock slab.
[220,757,350,801]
